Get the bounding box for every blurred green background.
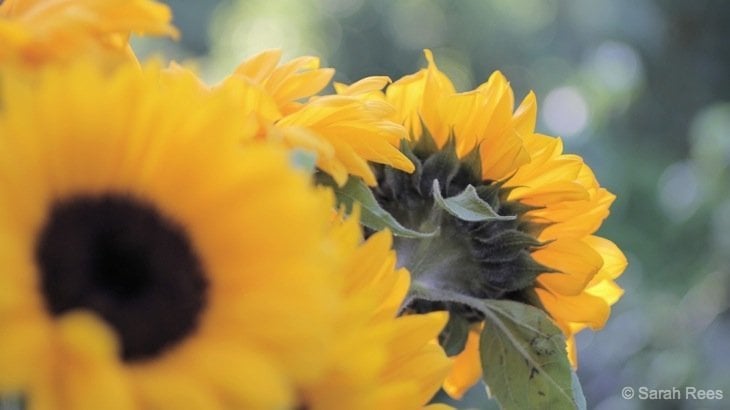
[134,1,730,408]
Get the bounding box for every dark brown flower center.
[35,194,208,362]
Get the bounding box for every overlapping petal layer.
[359,50,627,399]
[0,0,177,66]
[225,49,414,186]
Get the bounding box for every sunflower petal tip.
[423,49,436,66]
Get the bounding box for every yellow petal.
[512,91,537,136]
[185,342,293,409]
[55,312,135,410]
[233,48,282,84]
[335,76,391,96]
[274,67,335,106]
[386,312,449,363]
[0,320,50,391]
[386,69,428,140]
[480,128,531,181]
[535,238,604,296]
[584,236,628,284]
[443,326,482,399]
[586,279,624,306]
[539,188,615,239]
[421,49,454,146]
[536,288,610,330]
[131,371,222,410]
[511,181,589,206]
[424,404,456,410]
[382,340,453,406]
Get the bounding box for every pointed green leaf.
[432,180,516,222]
[480,300,578,410]
[405,284,582,410]
[317,174,437,238]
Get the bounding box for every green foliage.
[479,300,581,410]
[439,314,471,357]
[432,180,515,222]
[410,283,585,410]
[316,174,437,238]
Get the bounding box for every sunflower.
[0,59,344,409]
[222,49,415,186]
[346,50,627,399]
[296,212,452,410]
[0,0,178,66]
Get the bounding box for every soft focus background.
[135,1,730,408]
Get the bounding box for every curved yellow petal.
[536,288,610,330]
[55,312,135,410]
[443,326,482,399]
[535,238,604,296]
[0,0,178,66]
[584,236,628,284]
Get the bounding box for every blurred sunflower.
[345,50,627,398]
[0,60,341,409]
[223,49,415,186]
[298,213,452,410]
[0,0,177,66]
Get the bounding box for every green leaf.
[432,179,516,222]
[289,149,318,173]
[571,370,587,410]
[439,314,471,356]
[317,174,437,238]
[479,300,579,410]
[405,283,582,410]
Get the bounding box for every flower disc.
[0,60,338,409]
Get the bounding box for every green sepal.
[316,173,438,238]
[432,179,516,222]
[380,140,423,200]
[411,123,440,156]
[419,137,460,195]
[439,314,471,356]
[461,145,483,182]
[474,184,502,209]
[472,229,543,250]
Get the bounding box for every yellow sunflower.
[296,212,452,410]
[0,59,342,409]
[345,50,627,399]
[0,0,178,66]
[222,49,415,186]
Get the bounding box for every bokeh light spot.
[657,161,701,221]
[542,86,590,137]
[587,40,643,92]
